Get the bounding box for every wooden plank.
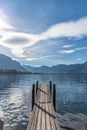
[35,103,42,130]
[27,85,40,130]
[85,122,87,130]
[51,99,60,130]
[31,85,42,130]
[45,85,51,130]
[26,99,37,130]
[41,85,46,130]
[47,86,56,130]
[36,85,43,130]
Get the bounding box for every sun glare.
[0,9,13,30]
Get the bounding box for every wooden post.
[50,81,52,96]
[36,80,39,94]
[85,122,87,130]
[53,84,56,112]
[32,84,35,110]
[0,120,3,130]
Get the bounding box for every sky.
[0,0,87,66]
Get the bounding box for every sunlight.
[0,9,13,30]
[9,89,23,106]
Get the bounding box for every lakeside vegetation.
[0,69,31,74]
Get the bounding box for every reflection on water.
[0,74,87,130]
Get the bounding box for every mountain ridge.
[23,61,87,74]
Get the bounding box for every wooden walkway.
[27,84,60,130]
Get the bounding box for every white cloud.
[40,16,87,39]
[0,9,87,59]
[26,57,38,61]
[59,50,75,54]
[59,47,87,54]
[62,44,74,48]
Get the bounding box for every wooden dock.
[27,82,60,130]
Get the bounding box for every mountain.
[23,65,51,73]
[0,54,28,73]
[23,62,87,74]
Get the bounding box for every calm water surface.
[0,74,87,130]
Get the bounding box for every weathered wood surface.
[27,84,60,130]
[85,122,87,130]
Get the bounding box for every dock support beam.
[36,81,39,94]
[53,84,56,112]
[32,84,35,110]
[50,81,52,96]
[0,120,3,130]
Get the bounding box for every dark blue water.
[0,74,87,130]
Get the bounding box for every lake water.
[0,74,87,130]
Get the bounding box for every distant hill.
[23,62,87,74]
[0,54,28,73]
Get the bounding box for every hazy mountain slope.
[0,54,27,72]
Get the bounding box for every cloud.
[59,47,87,54]
[62,44,74,48]
[40,16,87,39]
[5,37,29,44]
[59,50,75,54]
[0,31,39,57]
[0,9,87,59]
[26,57,38,61]
[0,9,39,57]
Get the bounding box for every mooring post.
[0,120,3,130]
[32,84,35,110]
[85,122,87,130]
[50,81,52,96]
[36,80,39,94]
[53,84,56,111]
